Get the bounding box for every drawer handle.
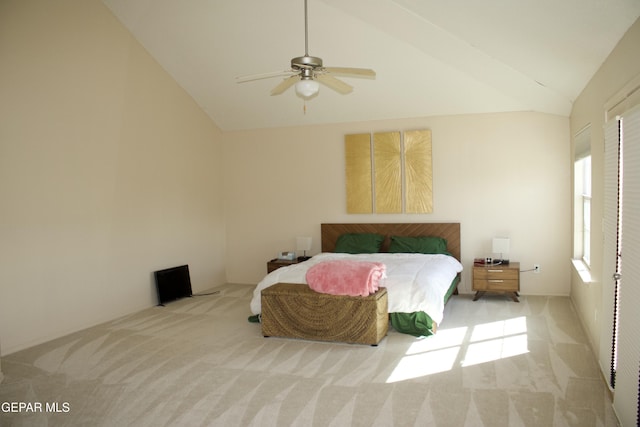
[488,270,503,273]
[488,280,504,283]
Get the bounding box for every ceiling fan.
[236,0,376,99]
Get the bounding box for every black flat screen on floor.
[154,264,192,305]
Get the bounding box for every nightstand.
[472,262,520,302]
[267,259,299,273]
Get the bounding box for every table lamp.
[296,236,312,261]
[492,237,510,264]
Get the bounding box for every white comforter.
[250,252,463,324]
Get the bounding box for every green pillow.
[389,235,448,254]
[334,233,385,254]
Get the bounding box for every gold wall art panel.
[345,129,433,214]
[345,133,373,213]
[404,129,433,213]
[374,132,402,213]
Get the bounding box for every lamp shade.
[492,237,510,255]
[296,236,312,252]
[295,79,319,98]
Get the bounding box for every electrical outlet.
[534,264,540,273]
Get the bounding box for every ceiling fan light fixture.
[295,78,320,98]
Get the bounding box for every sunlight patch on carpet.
[386,317,529,382]
[386,326,467,382]
[462,316,529,367]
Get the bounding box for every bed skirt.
[389,274,460,337]
[261,283,388,345]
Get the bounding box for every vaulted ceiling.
[102,0,640,131]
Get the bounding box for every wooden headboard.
[321,223,461,261]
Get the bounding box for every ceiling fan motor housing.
[291,56,323,70]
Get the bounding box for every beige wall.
[223,112,571,296]
[0,0,227,355]
[569,18,640,377]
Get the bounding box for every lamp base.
[297,256,311,262]
[494,259,509,265]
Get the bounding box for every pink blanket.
[305,260,386,296]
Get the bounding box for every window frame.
[581,156,592,266]
[573,125,591,270]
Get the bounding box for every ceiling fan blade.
[236,70,297,83]
[324,67,376,78]
[315,74,353,95]
[270,75,299,95]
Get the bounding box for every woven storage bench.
[261,283,388,345]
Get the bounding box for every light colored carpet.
[0,284,619,426]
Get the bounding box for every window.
[573,126,591,267]
[580,156,592,265]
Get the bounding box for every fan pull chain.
[303,101,307,115]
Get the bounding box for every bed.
[249,223,462,337]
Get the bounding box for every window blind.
[614,104,640,427]
[601,118,620,388]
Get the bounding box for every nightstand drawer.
[472,262,520,302]
[473,279,519,292]
[473,268,519,280]
[267,259,299,273]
